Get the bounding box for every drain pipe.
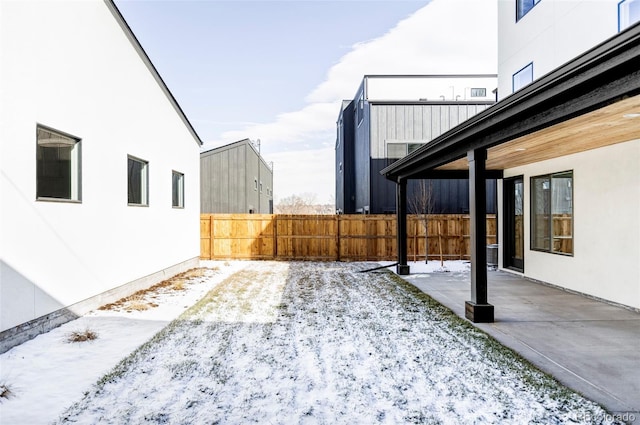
[359,262,399,273]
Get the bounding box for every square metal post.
[465,148,494,322]
[396,178,410,275]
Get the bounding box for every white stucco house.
[0,0,202,351]
[383,0,640,321]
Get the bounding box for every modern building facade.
[0,0,202,352]
[200,139,273,214]
[383,1,640,321]
[336,75,498,215]
[498,0,639,99]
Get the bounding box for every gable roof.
[105,0,202,146]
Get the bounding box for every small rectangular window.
[36,126,81,201]
[513,62,534,93]
[254,178,258,191]
[470,88,487,97]
[619,0,640,31]
[172,171,184,208]
[407,143,424,154]
[387,143,407,160]
[260,181,263,193]
[128,156,148,206]
[516,0,541,21]
[531,171,573,255]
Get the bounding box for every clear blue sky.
[114,0,496,204]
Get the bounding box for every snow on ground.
[0,260,617,424]
[380,259,471,275]
[0,261,247,425]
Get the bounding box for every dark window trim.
[36,124,82,203]
[530,170,574,256]
[127,155,149,207]
[172,170,184,209]
[618,0,640,31]
[512,62,534,93]
[516,0,541,22]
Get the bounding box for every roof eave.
[104,0,203,147]
[381,22,640,181]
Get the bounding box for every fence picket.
[200,214,496,261]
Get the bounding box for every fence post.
[273,214,278,259]
[209,214,214,260]
[336,214,341,262]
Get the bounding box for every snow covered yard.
[14,260,614,424]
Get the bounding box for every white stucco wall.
[0,1,201,331]
[366,76,497,103]
[501,140,640,310]
[498,0,621,100]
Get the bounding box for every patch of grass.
[0,383,13,402]
[98,267,212,312]
[123,297,154,312]
[171,279,186,291]
[67,328,99,343]
[384,269,592,402]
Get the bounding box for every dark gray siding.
[370,158,496,214]
[336,101,355,213]
[200,139,273,213]
[353,85,371,212]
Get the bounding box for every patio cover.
[381,23,640,322]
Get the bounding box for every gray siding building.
[201,139,273,213]
[337,75,498,214]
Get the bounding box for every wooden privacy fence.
[201,214,496,262]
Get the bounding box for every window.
[619,0,640,31]
[408,143,423,154]
[516,0,541,21]
[36,126,81,201]
[260,181,263,193]
[128,156,148,206]
[254,178,258,191]
[531,171,573,255]
[387,142,425,161]
[172,171,184,208]
[387,143,406,160]
[470,88,487,97]
[513,62,534,93]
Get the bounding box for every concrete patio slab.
[402,267,640,423]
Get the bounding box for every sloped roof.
[105,0,202,146]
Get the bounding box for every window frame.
[516,0,541,21]
[470,88,487,98]
[36,125,82,203]
[618,0,640,31]
[512,62,534,93]
[127,155,149,207]
[530,170,574,256]
[172,170,184,209]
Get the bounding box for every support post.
[396,178,410,275]
[465,148,494,322]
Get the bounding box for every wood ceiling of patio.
[436,93,640,171]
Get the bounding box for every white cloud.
[268,147,335,205]
[202,0,497,204]
[308,0,497,104]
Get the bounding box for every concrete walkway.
[402,267,640,423]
